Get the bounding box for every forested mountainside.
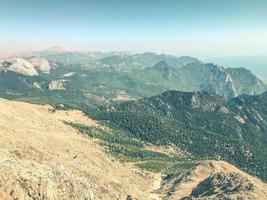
[88,90,267,181]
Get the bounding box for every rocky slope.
[1,98,267,199]
[226,67,266,95]
[0,98,156,200]
[0,57,51,76]
[48,80,65,90]
[0,58,38,76]
[179,63,238,99]
[128,57,266,99]
[29,57,51,73]
[179,63,266,99]
[159,161,267,200]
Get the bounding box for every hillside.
[159,161,267,199]
[1,98,267,199]
[90,90,267,181]
[0,58,39,76]
[0,98,157,199]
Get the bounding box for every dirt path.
[149,173,162,200]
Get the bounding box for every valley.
[1,51,267,199]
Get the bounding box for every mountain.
[1,98,267,199]
[179,63,238,99]
[129,60,266,100]
[29,57,51,73]
[90,90,267,181]
[151,61,179,80]
[0,57,53,76]
[20,48,126,65]
[0,52,266,109]
[226,67,266,95]
[179,63,267,99]
[0,58,38,76]
[135,60,181,83]
[40,51,108,65]
[208,56,267,81]
[160,160,267,199]
[96,52,200,71]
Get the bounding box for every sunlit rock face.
[29,57,51,74]
[0,58,38,76]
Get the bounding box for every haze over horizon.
[1,0,267,59]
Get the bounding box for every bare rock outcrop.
[0,58,38,76]
[29,57,51,73]
[159,161,267,200]
[0,149,94,200]
[48,80,65,90]
[0,98,154,200]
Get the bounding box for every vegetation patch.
[67,122,195,174]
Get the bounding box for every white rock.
[3,58,38,76]
[48,80,65,90]
[234,115,246,124]
[29,57,51,73]
[33,82,42,89]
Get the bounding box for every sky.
[1,0,267,59]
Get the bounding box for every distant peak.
[45,47,67,52]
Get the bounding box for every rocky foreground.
[0,98,267,200]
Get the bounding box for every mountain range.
[1,51,267,199]
[0,52,266,109]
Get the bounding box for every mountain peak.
[45,46,67,52]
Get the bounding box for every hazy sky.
[1,0,267,58]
